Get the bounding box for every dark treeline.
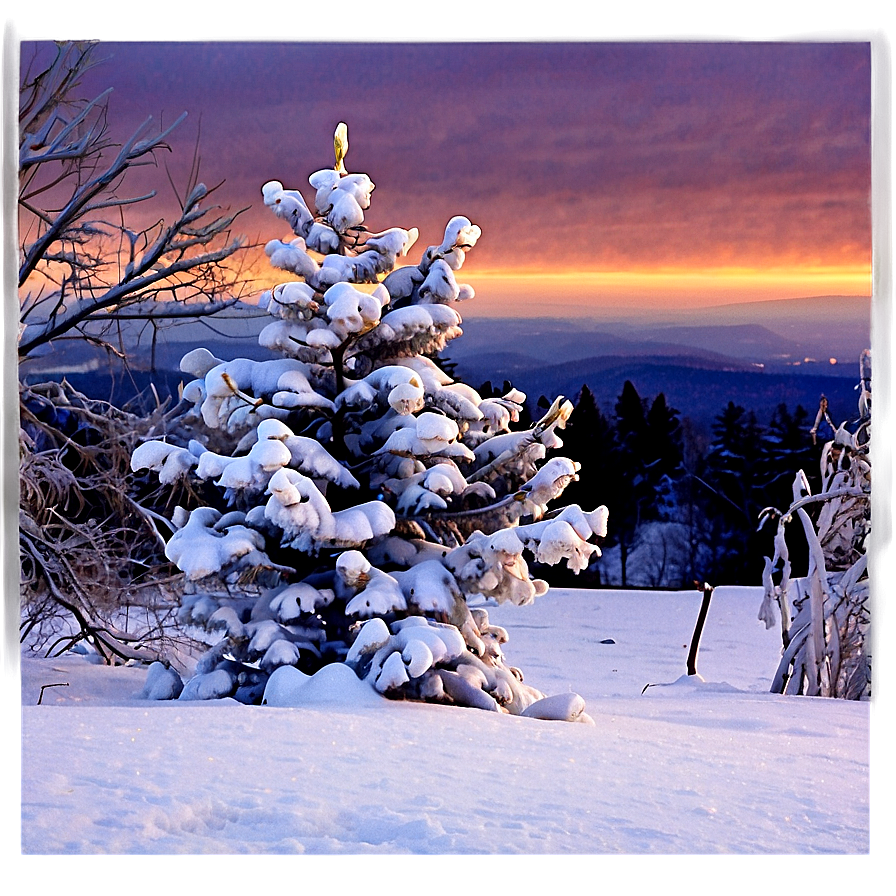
[38,359,842,590]
[480,378,843,589]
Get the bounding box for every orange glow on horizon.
[462,265,872,316]
[237,257,871,318]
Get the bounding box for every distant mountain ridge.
[681,293,870,323]
[19,294,871,430]
[449,295,870,372]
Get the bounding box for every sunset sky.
[18,39,873,318]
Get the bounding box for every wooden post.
[686,582,714,677]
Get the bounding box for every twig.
[37,683,69,705]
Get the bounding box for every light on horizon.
[462,266,872,317]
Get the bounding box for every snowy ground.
[15,585,873,862]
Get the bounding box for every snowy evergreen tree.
[701,402,766,583]
[644,392,685,520]
[534,385,612,586]
[757,352,871,699]
[609,381,651,586]
[763,402,819,493]
[131,123,607,721]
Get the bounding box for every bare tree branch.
[16,41,256,666]
[17,40,250,363]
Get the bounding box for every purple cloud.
[20,40,871,279]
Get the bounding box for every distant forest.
[476,377,845,590]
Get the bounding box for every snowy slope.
[19,587,869,855]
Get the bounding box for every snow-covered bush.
[132,124,607,720]
[757,350,871,699]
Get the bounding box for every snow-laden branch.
[86,298,243,322]
[20,87,114,169]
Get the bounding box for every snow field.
[19,587,869,855]
[20,694,867,855]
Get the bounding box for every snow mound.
[296,663,382,705]
[179,669,237,701]
[642,674,743,696]
[140,662,184,701]
[261,662,381,707]
[520,692,592,723]
[261,665,311,706]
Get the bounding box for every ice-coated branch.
[759,352,871,699]
[809,394,834,445]
[757,485,868,531]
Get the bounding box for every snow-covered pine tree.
[703,402,766,584]
[131,123,608,721]
[757,350,871,699]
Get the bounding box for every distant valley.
[447,295,872,430]
[448,294,872,372]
